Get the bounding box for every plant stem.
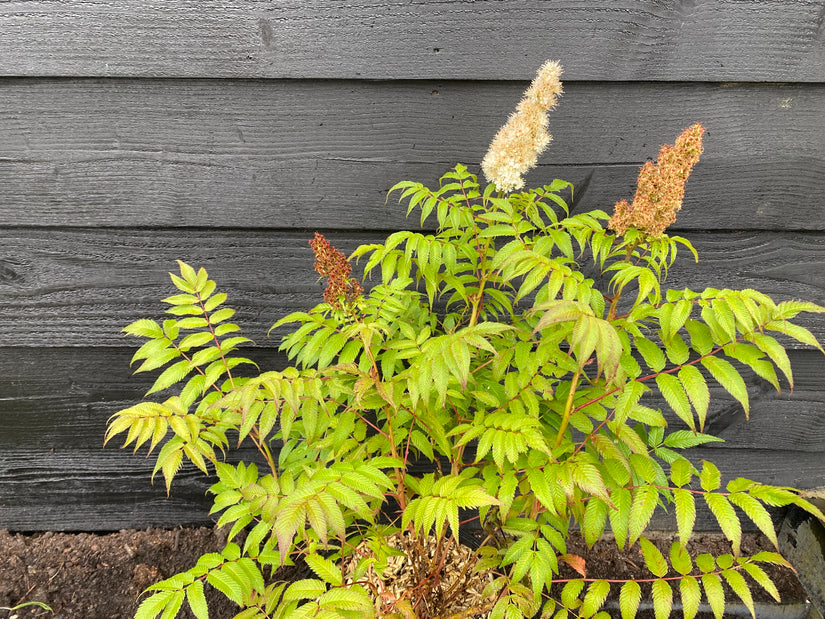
[554,370,581,448]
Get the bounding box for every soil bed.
[0,527,808,619]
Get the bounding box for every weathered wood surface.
[1,344,823,530]
[1,229,824,347]
[3,346,824,450]
[1,1,824,81]
[1,80,822,230]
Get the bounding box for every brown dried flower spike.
[609,123,705,237]
[309,232,363,309]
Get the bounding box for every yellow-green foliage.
[107,64,825,617]
[107,163,825,619]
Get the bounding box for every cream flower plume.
[481,61,563,193]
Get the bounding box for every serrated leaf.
[651,578,672,619]
[619,580,641,619]
[304,553,343,587]
[206,568,244,606]
[699,460,721,492]
[608,488,632,550]
[705,492,742,556]
[639,537,668,578]
[583,498,608,547]
[722,569,755,617]
[628,486,658,545]
[124,318,164,339]
[680,575,701,619]
[656,373,694,430]
[672,488,697,546]
[635,337,666,372]
[740,562,781,602]
[561,579,585,608]
[283,579,327,603]
[147,360,192,395]
[701,573,725,619]
[702,355,749,417]
[185,580,209,619]
[670,541,692,575]
[678,364,710,430]
[135,592,174,619]
[669,458,693,487]
[728,492,778,548]
[580,580,610,618]
[663,430,723,449]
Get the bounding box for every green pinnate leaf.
[639,537,668,578]
[669,457,693,487]
[670,541,692,575]
[678,364,710,430]
[561,579,585,609]
[663,430,723,449]
[583,497,608,547]
[702,573,726,619]
[701,355,749,417]
[705,492,742,556]
[580,580,610,618]
[750,551,792,568]
[673,488,697,546]
[124,318,164,339]
[618,580,641,619]
[206,567,245,606]
[147,360,192,395]
[135,591,176,619]
[722,569,755,617]
[651,578,672,619]
[685,319,714,355]
[635,336,666,372]
[304,553,343,587]
[740,562,781,602]
[628,485,658,546]
[728,491,778,548]
[680,575,701,619]
[696,553,716,573]
[656,373,694,430]
[608,488,632,550]
[282,579,327,603]
[699,461,721,492]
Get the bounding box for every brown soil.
[0,527,808,619]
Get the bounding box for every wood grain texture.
[0,80,822,230]
[1,446,821,532]
[1,228,825,347]
[2,348,823,452]
[1,1,824,81]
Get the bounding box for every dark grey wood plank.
[1,79,823,230]
[1,445,821,531]
[2,348,824,452]
[1,1,824,81]
[0,449,220,531]
[1,229,825,347]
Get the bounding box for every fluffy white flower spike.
[481,61,563,193]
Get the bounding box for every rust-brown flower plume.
[310,233,363,309]
[609,124,705,237]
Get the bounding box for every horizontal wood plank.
[1,1,824,81]
[1,229,825,347]
[1,346,823,531]
[1,445,821,531]
[2,348,824,451]
[0,80,822,230]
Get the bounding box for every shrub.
[107,62,825,619]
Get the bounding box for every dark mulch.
[0,527,809,619]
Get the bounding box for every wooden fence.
[1,1,824,530]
